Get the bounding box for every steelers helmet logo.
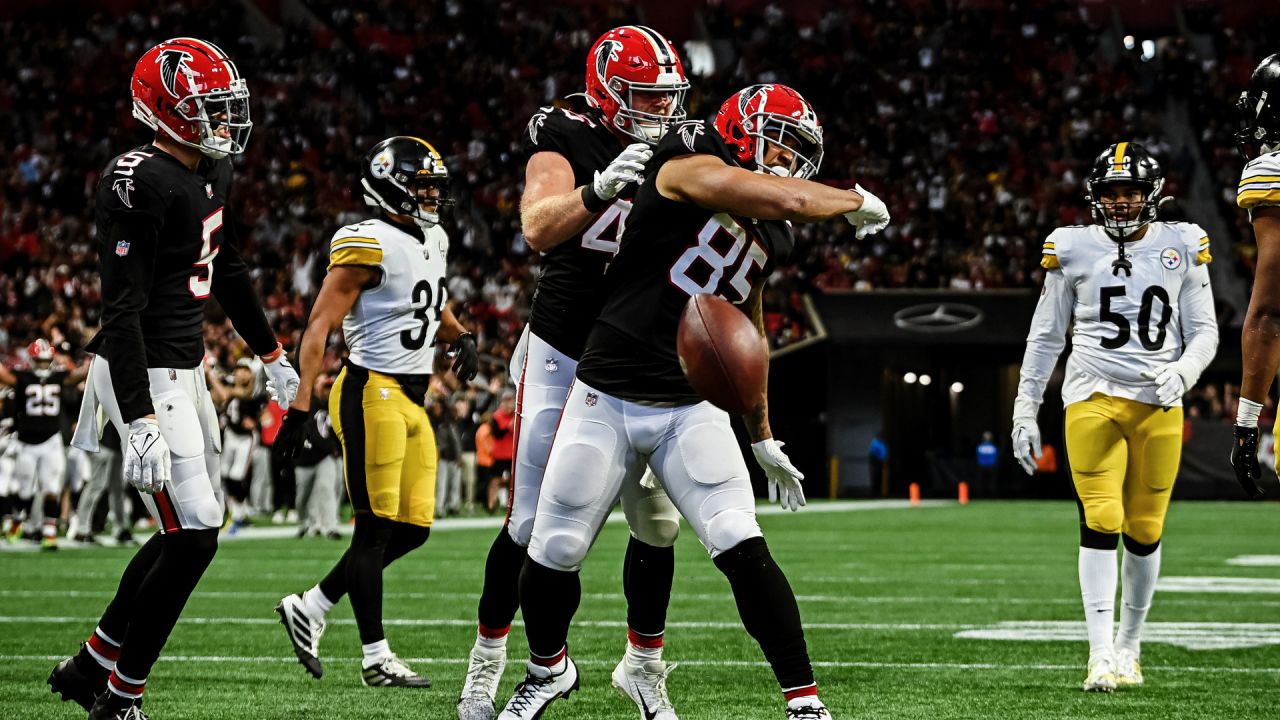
[1160,247,1182,269]
[370,151,394,179]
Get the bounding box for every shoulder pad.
[523,106,602,154]
[1239,151,1280,209]
[1176,222,1212,266]
[1039,227,1075,270]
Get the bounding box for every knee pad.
[170,455,223,529]
[521,402,564,473]
[703,499,762,557]
[1080,497,1124,536]
[531,531,591,573]
[1122,521,1163,548]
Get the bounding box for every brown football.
[677,293,767,415]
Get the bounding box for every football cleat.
[1082,654,1118,692]
[41,534,59,551]
[457,644,507,720]
[89,692,149,720]
[786,700,833,719]
[611,657,679,720]
[362,654,431,688]
[498,657,580,719]
[275,594,326,678]
[48,654,106,711]
[1114,648,1144,686]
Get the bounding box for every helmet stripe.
[1112,142,1129,172]
[405,136,441,156]
[170,37,240,80]
[630,25,674,65]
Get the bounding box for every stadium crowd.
[0,0,1271,528]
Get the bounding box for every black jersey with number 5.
[12,369,68,444]
[520,106,629,360]
[576,120,794,404]
[85,145,276,422]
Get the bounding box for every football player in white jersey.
[272,137,480,688]
[1230,54,1280,499]
[1012,142,1218,692]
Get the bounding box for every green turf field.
[2,500,1277,719]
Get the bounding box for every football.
[677,293,767,415]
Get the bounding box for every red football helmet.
[131,38,252,159]
[27,339,54,370]
[714,84,824,179]
[585,26,689,144]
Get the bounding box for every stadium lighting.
[919,374,933,386]
[950,381,965,393]
[1141,40,1156,62]
[1123,35,1136,51]
[903,372,918,384]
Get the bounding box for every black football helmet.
[1085,141,1164,241]
[361,136,452,229]
[1237,54,1280,160]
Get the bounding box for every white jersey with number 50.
[1014,222,1218,416]
[327,217,449,375]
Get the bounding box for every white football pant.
[13,434,66,499]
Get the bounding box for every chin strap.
[1111,242,1133,277]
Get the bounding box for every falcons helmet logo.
[158,48,196,98]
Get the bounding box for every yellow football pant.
[1064,394,1182,545]
[331,365,438,527]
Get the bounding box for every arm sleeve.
[1177,262,1218,381]
[211,226,278,357]
[1013,268,1075,422]
[98,216,160,421]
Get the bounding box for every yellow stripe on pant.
[330,364,438,527]
[1064,393,1182,545]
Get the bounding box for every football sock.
[97,532,165,641]
[1078,545,1119,660]
[106,668,146,702]
[361,638,392,667]
[345,515,394,644]
[529,645,567,674]
[786,692,824,710]
[302,585,335,618]
[518,558,581,661]
[80,627,121,675]
[713,537,814,692]
[1116,536,1162,654]
[113,529,217,691]
[476,626,509,651]
[625,632,663,664]
[476,527,527,633]
[623,536,674,638]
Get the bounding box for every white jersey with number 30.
[1014,222,1218,417]
[327,218,449,375]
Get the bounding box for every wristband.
[1237,398,1264,428]
[260,343,284,363]
[581,184,608,213]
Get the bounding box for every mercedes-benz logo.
[893,303,985,333]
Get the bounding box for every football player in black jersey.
[0,339,87,549]
[460,27,689,720]
[47,39,299,720]
[499,85,890,720]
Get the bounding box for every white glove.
[751,439,806,511]
[125,418,170,494]
[1140,361,1194,407]
[592,143,652,201]
[263,353,300,408]
[844,184,891,240]
[1011,419,1042,476]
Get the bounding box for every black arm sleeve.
[211,231,277,357]
[98,217,160,421]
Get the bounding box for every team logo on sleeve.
[678,122,704,152]
[527,112,547,145]
[112,178,134,208]
[1160,247,1182,269]
[585,392,598,407]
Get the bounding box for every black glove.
[273,407,314,463]
[1231,425,1266,500]
[452,333,479,383]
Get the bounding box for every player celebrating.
[0,340,86,549]
[497,84,890,720]
[459,26,688,720]
[47,38,300,720]
[1230,54,1280,499]
[273,136,479,689]
[1012,142,1218,691]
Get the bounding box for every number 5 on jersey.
[189,208,223,298]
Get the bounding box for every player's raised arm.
[1011,236,1076,475]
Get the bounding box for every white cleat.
[497,657,580,719]
[1082,654,1118,692]
[786,698,833,719]
[275,593,326,679]
[362,653,431,687]
[458,644,507,720]
[611,657,679,720]
[1114,648,1144,686]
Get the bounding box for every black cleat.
[89,691,149,719]
[48,653,105,711]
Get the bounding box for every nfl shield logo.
[115,240,131,256]
[206,183,214,199]
[585,392,598,407]
[380,388,390,400]
[545,358,558,373]
[168,369,177,381]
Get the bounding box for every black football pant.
[317,513,429,644]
